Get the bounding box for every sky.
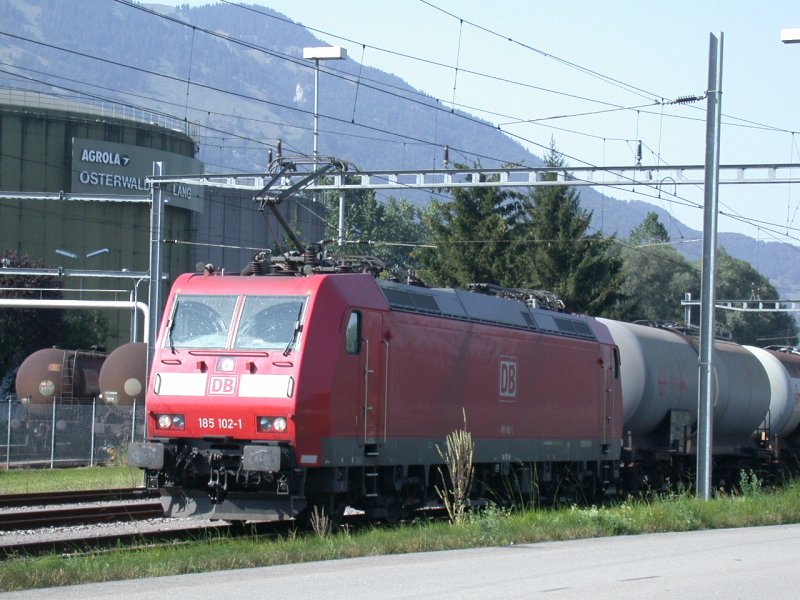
[151,0,800,243]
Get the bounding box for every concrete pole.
[697,32,724,500]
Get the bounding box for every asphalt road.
[3,524,800,599]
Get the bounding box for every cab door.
[361,310,385,448]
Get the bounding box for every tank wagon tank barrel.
[15,348,106,404]
[98,342,147,406]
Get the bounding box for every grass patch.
[0,466,142,494]
[3,481,800,592]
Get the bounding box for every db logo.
[499,358,517,399]
[209,376,237,395]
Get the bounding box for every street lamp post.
[781,28,800,43]
[55,247,110,299]
[303,46,347,163]
[303,45,348,246]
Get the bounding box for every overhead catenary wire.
[2,3,799,253]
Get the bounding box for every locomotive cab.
[129,275,316,520]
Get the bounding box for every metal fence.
[1,397,145,469]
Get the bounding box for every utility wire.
[4,5,798,248]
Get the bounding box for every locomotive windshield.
[165,294,307,351]
[166,295,238,350]
[234,296,306,351]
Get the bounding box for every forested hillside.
[2,0,799,297]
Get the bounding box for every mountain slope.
[2,0,799,297]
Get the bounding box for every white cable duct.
[0,299,150,344]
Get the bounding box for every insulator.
[304,247,315,266]
[239,261,261,276]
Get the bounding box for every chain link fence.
[1,396,145,468]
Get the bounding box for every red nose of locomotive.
[148,353,297,443]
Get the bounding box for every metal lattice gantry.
[150,162,800,194]
[682,292,800,323]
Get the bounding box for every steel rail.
[0,488,158,509]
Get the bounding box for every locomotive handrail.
[383,339,390,443]
[363,337,371,445]
[186,350,270,356]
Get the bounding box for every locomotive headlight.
[218,357,236,372]
[155,413,185,430]
[257,416,288,433]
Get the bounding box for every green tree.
[629,211,670,245]
[0,250,111,397]
[523,142,624,315]
[713,248,798,346]
[611,212,798,345]
[60,310,111,351]
[415,169,527,288]
[0,251,64,396]
[610,212,698,323]
[327,189,428,275]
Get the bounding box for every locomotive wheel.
[382,498,410,524]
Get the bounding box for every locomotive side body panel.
[320,278,621,465]
[287,275,390,465]
[338,309,621,465]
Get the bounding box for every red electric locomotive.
[130,269,622,521]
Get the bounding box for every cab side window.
[346,311,361,354]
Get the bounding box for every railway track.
[0,487,158,508]
[0,501,165,530]
[1,521,235,558]
[0,487,171,557]
[0,488,163,531]
[0,489,442,558]
[0,488,297,558]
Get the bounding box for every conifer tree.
[415,169,527,288]
[523,141,623,315]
